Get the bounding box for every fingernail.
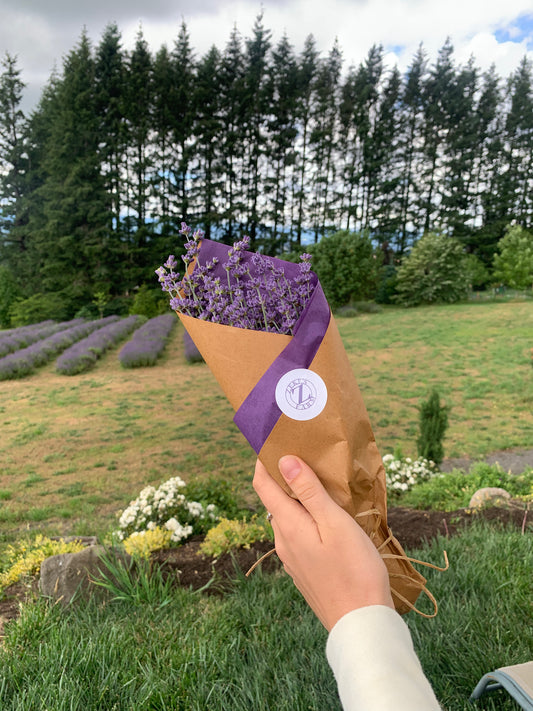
[278,456,301,482]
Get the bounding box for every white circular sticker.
[275,368,328,422]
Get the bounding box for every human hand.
[253,455,394,631]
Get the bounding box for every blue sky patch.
[494,13,533,47]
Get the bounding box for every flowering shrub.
[156,223,314,335]
[199,516,273,557]
[0,535,85,591]
[115,476,218,545]
[0,317,118,380]
[383,453,439,495]
[123,527,173,559]
[118,314,175,368]
[56,315,143,375]
[0,319,83,358]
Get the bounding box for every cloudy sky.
[2,0,533,112]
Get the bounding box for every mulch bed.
[1,506,530,637]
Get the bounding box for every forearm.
[326,605,440,711]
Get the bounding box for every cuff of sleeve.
[326,605,440,711]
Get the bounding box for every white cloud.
[2,0,532,113]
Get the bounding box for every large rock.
[469,487,511,509]
[39,545,131,606]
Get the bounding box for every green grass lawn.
[0,521,530,710]
[0,300,531,543]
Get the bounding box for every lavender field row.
[118,314,176,368]
[0,317,119,381]
[0,319,84,358]
[56,315,144,375]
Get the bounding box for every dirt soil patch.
[1,505,529,639]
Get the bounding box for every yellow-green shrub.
[122,527,173,559]
[199,516,273,557]
[0,535,85,591]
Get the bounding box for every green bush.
[417,389,449,465]
[493,224,533,290]
[395,233,469,306]
[9,292,69,326]
[396,462,533,511]
[309,230,381,308]
[463,253,489,290]
[129,284,168,319]
[183,476,249,520]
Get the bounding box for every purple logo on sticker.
[285,376,317,411]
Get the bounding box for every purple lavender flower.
[56,316,143,375]
[156,224,315,335]
[0,317,119,380]
[118,314,176,368]
[0,319,84,358]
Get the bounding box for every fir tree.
[0,52,28,265]
[193,45,223,238]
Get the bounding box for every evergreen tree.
[309,41,342,241]
[293,35,318,245]
[358,44,385,230]
[218,26,247,242]
[419,39,456,232]
[152,44,177,236]
[170,22,196,223]
[501,58,533,226]
[95,24,126,239]
[0,52,28,265]
[367,64,402,241]
[123,27,153,283]
[440,57,479,235]
[29,32,110,311]
[466,65,503,264]
[193,45,223,238]
[396,45,427,254]
[265,33,299,250]
[242,14,272,248]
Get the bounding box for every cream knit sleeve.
[326,605,441,711]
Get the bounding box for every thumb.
[278,455,337,523]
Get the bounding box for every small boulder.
[469,487,511,509]
[39,545,131,606]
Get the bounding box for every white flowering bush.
[115,476,217,544]
[383,454,439,495]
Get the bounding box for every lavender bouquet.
[157,224,436,616]
[156,224,314,335]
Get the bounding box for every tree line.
[0,15,532,318]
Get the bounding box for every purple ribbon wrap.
[196,240,331,453]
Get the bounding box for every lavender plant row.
[118,314,175,368]
[0,320,54,338]
[0,317,119,381]
[0,319,84,358]
[56,315,144,375]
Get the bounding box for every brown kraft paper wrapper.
[178,311,429,615]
